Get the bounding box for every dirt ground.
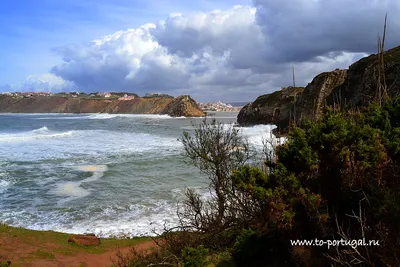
[0,225,156,267]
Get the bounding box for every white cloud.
[1,74,75,93]
[7,1,400,101]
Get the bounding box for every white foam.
[181,123,285,148]
[0,184,211,238]
[32,126,49,133]
[0,180,10,193]
[0,115,286,238]
[36,116,89,120]
[53,183,91,198]
[52,165,108,199]
[0,127,75,142]
[88,114,173,120]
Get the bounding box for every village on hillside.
[1,92,243,112]
[197,101,243,112]
[0,91,139,100]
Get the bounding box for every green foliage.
[121,98,400,267]
[230,98,400,266]
[182,246,209,267]
[0,261,11,267]
[232,229,294,267]
[277,127,318,174]
[231,164,322,230]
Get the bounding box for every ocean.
[0,112,281,237]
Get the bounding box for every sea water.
[0,112,283,237]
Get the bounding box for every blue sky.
[0,0,398,101]
[0,0,250,84]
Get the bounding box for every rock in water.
[162,95,205,117]
[68,234,101,246]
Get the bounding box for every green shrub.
[232,229,294,267]
[182,245,209,267]
[0,261,11,267]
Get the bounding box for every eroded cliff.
[328,45,400,107]
[161,95,205,117]
[296,69,347,122]
[238,45,400,129]
[0,95,205,117]
[237,87,304,128]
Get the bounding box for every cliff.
[295,69,347,122]
[237,87,304,128]
[161,95,205,117]
[238,45,400,129]
[0,94,205,117]
[328,45,400,107]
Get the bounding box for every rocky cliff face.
[238,45,400,129]
[328,45,400,107]
[237,87,304,128]
[0,95,205,117]
[161,95,205,117]
[296,69,347,122]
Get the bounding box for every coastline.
[0,94,205,117]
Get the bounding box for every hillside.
[0,94,205,117]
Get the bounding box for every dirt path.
[0,225,156,267]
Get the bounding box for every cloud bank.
[5,1,400,101]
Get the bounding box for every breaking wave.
[0,113,285,238]
[0,126,75,142]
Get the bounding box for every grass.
[0,224,151,266]
[30,250,55,260]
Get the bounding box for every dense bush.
[181,246,209,267]
[118,98,400,267]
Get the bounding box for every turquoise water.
[0,113,279,237]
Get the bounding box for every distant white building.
[118,94,135,101]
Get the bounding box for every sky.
[0,0,399,102]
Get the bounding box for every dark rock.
[237,87,304,129]
[237,45,400,129]
[296,69,347,122]
[328,45,400,108]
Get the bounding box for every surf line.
[53,165,108,198]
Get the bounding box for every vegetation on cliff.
[117,39,400,266]
[237,86,304,128]
[116,96,400,267]
[238,44,400,132]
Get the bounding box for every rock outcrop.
[237,87,304,128]
[161,95,205,117]
[328,45,400,107]
[238,45,400,129]
[295,69,347,122]
[0,95,205,117]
